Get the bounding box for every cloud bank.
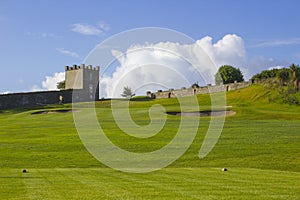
[100,34,249,98]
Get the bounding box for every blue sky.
[1,0,300,94]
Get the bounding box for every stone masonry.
[147,80,253,99]
[0,64,100,110]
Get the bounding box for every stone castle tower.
[65,64,99,101]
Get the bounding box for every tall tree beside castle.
[215,65,244,85]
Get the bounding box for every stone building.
[65,64,100,101]
[0,64,100,110]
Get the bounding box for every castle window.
[90,73,93,81]
[89,84,93,93]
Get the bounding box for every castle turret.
[65,64,99,100]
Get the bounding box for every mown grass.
[1,168,299,200]
[0,84,299,199]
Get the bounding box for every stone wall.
[149,80,253,99]
[0,90,71,110]
[0,88,98,110]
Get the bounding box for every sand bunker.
[166,110,236,117]
[31,109,79,115]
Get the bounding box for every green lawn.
[1,168,299,200]
[0,84,299,199]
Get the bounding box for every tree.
[191,83,199,88]
[215,65,244,85]
[252,69,279,81]
[57,80,65,90]
[276,68,290,87]
[290,64,300,91]
[121,86,135,98]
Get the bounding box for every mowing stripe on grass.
[14,168,299,200]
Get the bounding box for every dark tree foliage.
[276,68,290,87]
[57,80,65,90]
[290,64,300,91]
[191,83,200,88]
[251,64,300,93]
[252,65,300,91]
[252,69,280,81]
[215,65,244,85]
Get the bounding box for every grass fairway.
[0,85,299,199]
[1,168,299,199]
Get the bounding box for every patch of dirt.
[166,110,236,117]
[31,109,79,115]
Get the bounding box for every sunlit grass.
[0,84,299,199]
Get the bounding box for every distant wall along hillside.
[147,80,253,99]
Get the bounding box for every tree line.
[214,64,300,105]
[214,64,300,92]
[252,64,300,91]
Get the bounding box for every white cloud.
[103,49,193,97]
[71,23,103,36]
[196,34,248,77]
[98,21,110,31]
[41,72,65,91]
[57,48,79,58]
[99,34,250,98]
[26,31,62,39]
[30,85,42,92]
[252,38,300,48]
[40,33,62,39]
[71,21,110,36]
[268,66,284,70]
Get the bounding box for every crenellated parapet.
[65,64,100,101]
[65,64,100,71]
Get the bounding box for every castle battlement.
[65,64,99,101]
[65,64,100,71]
